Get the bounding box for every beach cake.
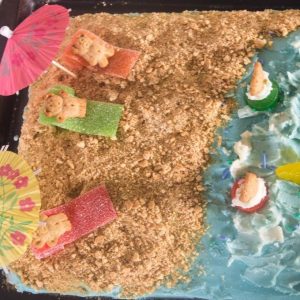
[4,8,300,300]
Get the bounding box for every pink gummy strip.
[31,186,117,259]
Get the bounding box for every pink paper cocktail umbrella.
[0,4,75,96]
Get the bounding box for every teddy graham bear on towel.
[43,90,87,123]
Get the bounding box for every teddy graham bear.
[43,90,87,123]
[72,33,115,68]
[32,213,72,249]
[249,61,268,97]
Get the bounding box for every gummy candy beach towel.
[39,85,124,138]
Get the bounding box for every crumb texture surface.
[10,10,300,297]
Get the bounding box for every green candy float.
[39,85,123,138]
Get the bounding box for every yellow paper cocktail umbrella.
[0,150,41,266]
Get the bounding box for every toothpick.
[33,168,42,176]
[52,60,77,78]
[0,145,9,152]
[2,266,8,275]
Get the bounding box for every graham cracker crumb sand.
[10,10,300,298]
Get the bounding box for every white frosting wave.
[246,71,272,101]
[259,226,284,244]
[230,131,252,178]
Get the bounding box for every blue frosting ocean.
[6,29,300,300]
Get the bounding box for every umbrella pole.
[52,60,77,78]
[2,266,8,274]
[0,145,9,152]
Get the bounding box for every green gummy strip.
[49,85,75,96]
[38,86,124,138]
